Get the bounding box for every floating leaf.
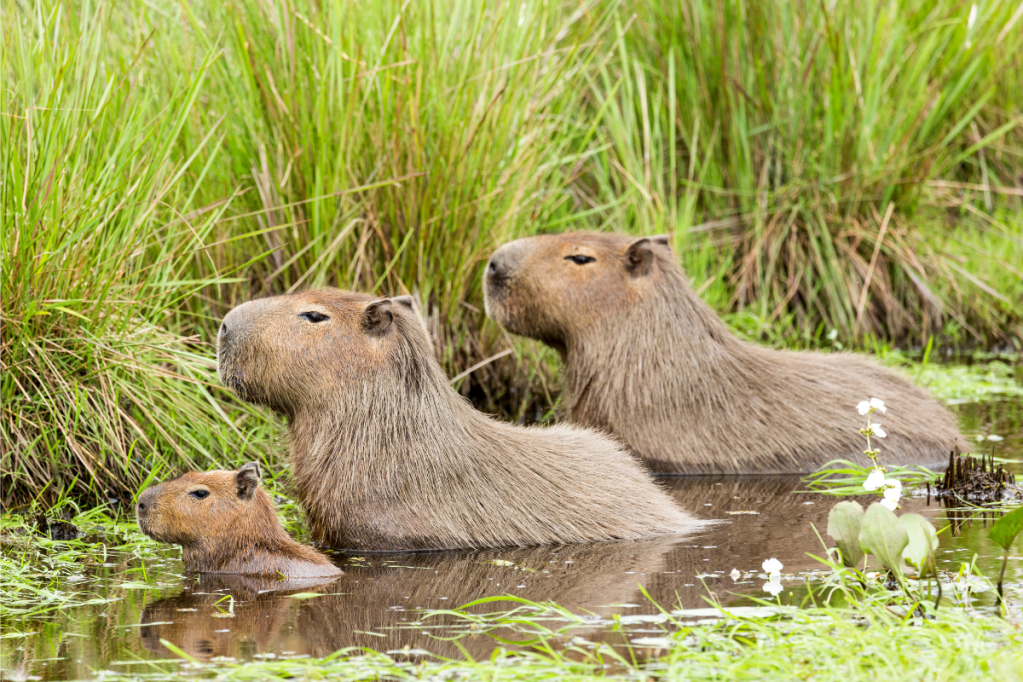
[858,503,908,577]
[827,501,864,568]
[899,513,939,577]
[989,506,1023,551]
[289,592,325,599]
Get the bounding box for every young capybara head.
[483,232,671,352]
[137,462,340,576]
[217,290,419,417]
[136,463,266,546]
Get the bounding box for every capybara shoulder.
[484,231,966,474]
[217,289,700,551]
[137,462,341,577]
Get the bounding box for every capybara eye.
[299,311,330,323]
[189,489,210,500]
[564,254,596,265]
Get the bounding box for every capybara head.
[483,232,672,351]
[217,290,420,417]
[136,462,267,546]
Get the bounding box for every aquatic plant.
[824,398,943,603]
[989,505,1023,601]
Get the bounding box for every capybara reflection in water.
[217,289,700,551]
[484,231,966,474]
[136,461,341,577]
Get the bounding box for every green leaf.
[899,513,939,577]
[827,501,865,568]
[989,506,1023,551]
[289,592,325,599]
[858,503,908,576]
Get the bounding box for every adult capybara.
[136,462,341,577]
[217,289,700,551]
[484,231,967,474]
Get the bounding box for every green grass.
[3,0,1023,506]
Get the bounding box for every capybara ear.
[363,299,393,335]
[235,461,261,500]
[624,238,655,277]
[391,295,414,310]
[651,234,672,252]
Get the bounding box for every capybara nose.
[487,255,507,279]
[136,487,157,518]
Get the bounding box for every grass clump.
[1,2,277,507]
[590,0,1023,347]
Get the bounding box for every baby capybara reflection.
[217,289,699,551]
[136,462,341,577]
[484,231,967,474]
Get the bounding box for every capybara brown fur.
[484,231,967,474]
[136,462,341,577]
[217,289,700,551]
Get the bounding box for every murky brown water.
[2,398,1020,680]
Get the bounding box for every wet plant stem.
[997,553,1008,604]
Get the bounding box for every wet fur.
[484,231,966,474]
[137,466,341,577]
[217,289,698,551]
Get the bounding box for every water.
[2,398,1020,680]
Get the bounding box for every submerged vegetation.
[3,1,1023,501]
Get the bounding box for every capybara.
[484,231,967,474]
[217,289,700,551]
[136,462,341,577]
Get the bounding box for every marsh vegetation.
[2,1,1022,679]
[3,0,1022,503]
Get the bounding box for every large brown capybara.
[484,231,967,474]
[136,461,341,578]
[217,289,700,551]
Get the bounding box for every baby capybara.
[217,289,699,551]
[484,231,967,474]
[136,462,341,577]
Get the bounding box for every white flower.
[857,398,886,415]
[881,480,901,509]
[987,435,1003,442]
[763,578,784,597]
[729,568,741,581]
[762,558,783,577]
[871,423,886,438]
[864,469,886,491]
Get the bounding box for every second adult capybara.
[484,231,967,474]
[217,289,701,551]
[136,462,341,577]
